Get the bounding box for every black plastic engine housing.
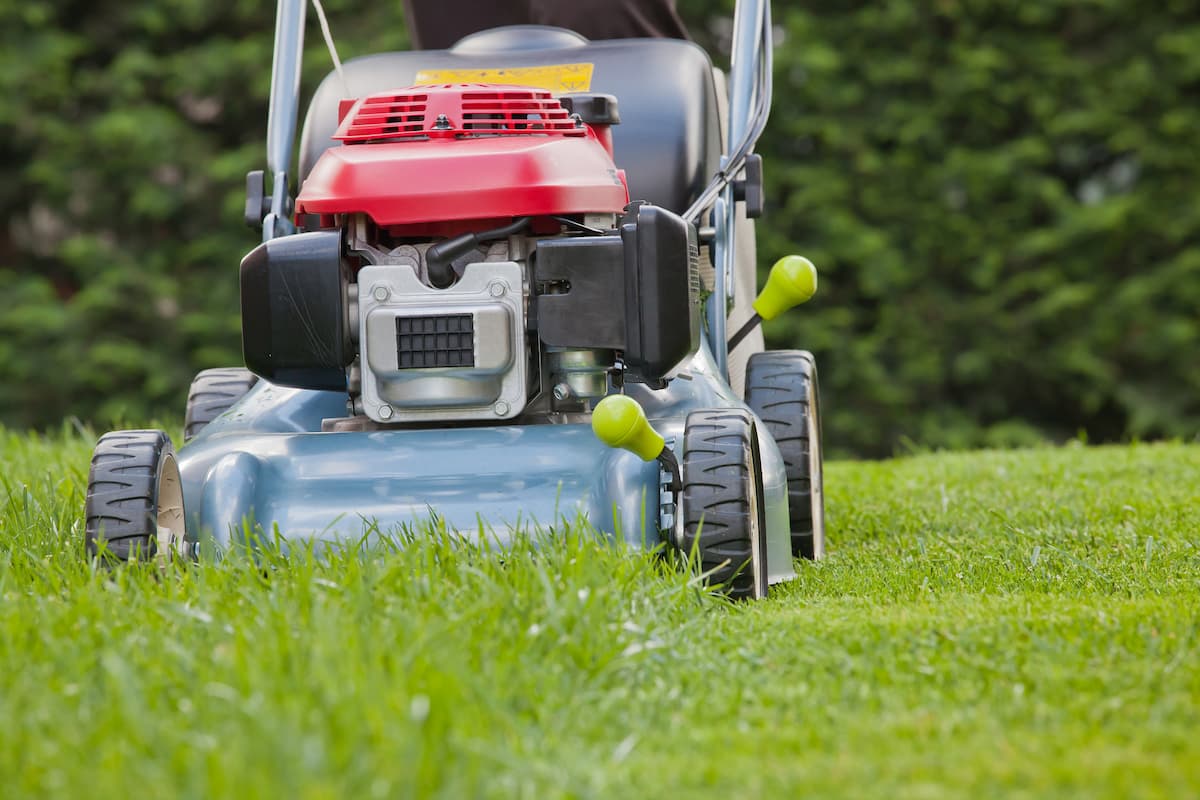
[240,230,352,391]
[536,203,701,386]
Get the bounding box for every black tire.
[679,409,768,600]
[744,350,825,560]
[85,430,186,562]
[184,367,258,441]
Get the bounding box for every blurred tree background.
[1,0,1197,457]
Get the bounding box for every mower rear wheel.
[744,350,825,559]
[680,409,769,600]
[85,430,186,563]
[184,367,258,441]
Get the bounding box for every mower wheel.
[680,409,769,600]
[184,367,258,441]
[744,351,825,559]
[85,430,186,562]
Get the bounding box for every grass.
[1,426,1198,799]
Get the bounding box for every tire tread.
[745,350,823,559]
[184,367,258,441]
[84,429,173,561]
[680,408,765,599]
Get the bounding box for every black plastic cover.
[535,204,700,386]
[244,170,268,228]
[620,204,701,385]
[240,231,352,391]
[559,93,620,126]
[733,153,765,219]
[536,236,626,349]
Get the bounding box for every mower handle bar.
[263,0,306,241]
[690,0,773,377]
[682,0,773,224]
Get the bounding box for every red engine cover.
[296,84,629,227]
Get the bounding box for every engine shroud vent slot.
[334,84,584,144]
[396,314,475,368]
[336,93,428,142]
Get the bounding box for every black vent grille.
[687,235,701,302]
[396,314,474,368]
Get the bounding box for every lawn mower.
[83,0,824,598]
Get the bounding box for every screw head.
[377,404,394,420]
[553,383,571,401]
[493,401,510,417]
[372,285,389,302]
[488,282,506,298]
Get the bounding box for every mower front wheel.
[84,430,187,563]
[184,367,258,441]
[679,409,769,600]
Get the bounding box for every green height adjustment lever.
[728,255,819,351]
[592,395,681,492]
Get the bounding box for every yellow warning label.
[413,63,594,93]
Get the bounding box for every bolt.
[553,383,572,401]
[433,114,451,130]
[372,285,389,302]
[493,401,510,417]
[488,282,506,298]
[378,404,394,420]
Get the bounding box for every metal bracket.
[658,435,679,539]
[732,154,764,219]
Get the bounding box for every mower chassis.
[177,338,795,585]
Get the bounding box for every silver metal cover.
[357,262,526,423]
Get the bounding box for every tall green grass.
[1,427,1197,798]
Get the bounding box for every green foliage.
[2,1,1198,455]
[0,0,403,427]
[759,0,1200,455]
[3,430,1200,796]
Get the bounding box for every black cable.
[425,216,532,288]
[727,313,762,352]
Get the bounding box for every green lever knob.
[752,255,818,321]
[592,395,665,462]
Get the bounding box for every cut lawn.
[1,427,1198,798]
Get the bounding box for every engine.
[240,84,700,426]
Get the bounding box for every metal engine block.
[355,261,527,424]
